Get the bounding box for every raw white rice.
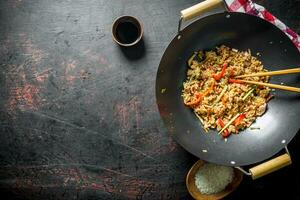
[195,163,234,194]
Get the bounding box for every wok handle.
[249,153,292,180]
[180,0,223,21]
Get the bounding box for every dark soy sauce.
[116,22,139,44]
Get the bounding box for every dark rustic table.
[1,0,300,199]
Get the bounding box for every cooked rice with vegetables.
[182,45,272,138]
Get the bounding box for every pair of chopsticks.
[233,68,300,93]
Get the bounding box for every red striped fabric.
[225,0,300,51]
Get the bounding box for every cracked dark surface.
[0,0,299,199]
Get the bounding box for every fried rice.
[182,45,271,138]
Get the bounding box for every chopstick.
[236,79,300,93]
[235,68,300,78]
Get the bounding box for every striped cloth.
[225,0,300,51]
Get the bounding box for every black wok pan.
[156,0,300,178]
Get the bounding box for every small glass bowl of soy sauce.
[112,16,143,47]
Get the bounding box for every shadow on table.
[225,129,300,200]
[119,39,146,60]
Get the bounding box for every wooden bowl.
[186,160,243,200]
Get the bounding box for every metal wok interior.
[156,12,300,166]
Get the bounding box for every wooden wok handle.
[249,153,292,180]
[181,0,223,21]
